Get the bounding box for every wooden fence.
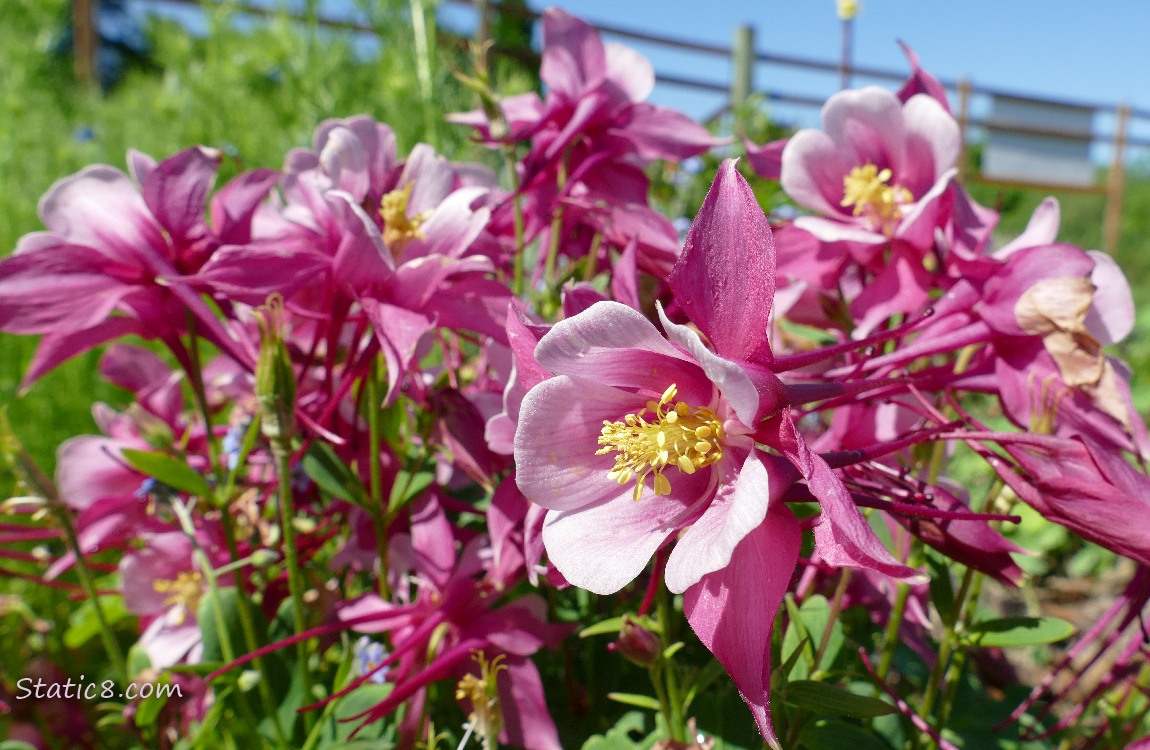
[73,0,1149,250]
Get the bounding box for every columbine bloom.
[515,160,920,745]
[780,85,960,249]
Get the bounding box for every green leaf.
[782,681,897,718]
[799,719,895,750]
[133,675,173,728]
[388,468,435,512]
[927,553,957,624]
[607,692,662,711]
[196,587,246,664]
[579,616,627,638]
[965,616,1076,647]
[780,595,844,680]
[302,441,366,504]
[121,448,213,498]
[774,635,809,688]
[64,595,130,649]
[127,644,152,677]
[0,742,40,750]
[580,711,655,750]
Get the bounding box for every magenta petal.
[0,245,133,334]
[899,95,959,195]
[541,487,688,595]
[39,165,166,266]
[142,146,221,247]
[670,159,776,362]
[514,375,642,512]
[604,41,654,102]
[684,504,801,747]
[745,136,787,181]
[22,317,145,389]
[210,168,279,245]
[618,104,718,162]
[994,198,1060,259]
[769,414,925,582]
[497,656,562,750]
[534,301,708,401]
[540,8,606,99]
[657,304,761,426]
[822,87,907,175]
[361,299,435,401]
[56,436,143,511]
[896,41,950,112]
[666,451,786,594]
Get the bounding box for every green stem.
[875,582,912,683]
[55,509,128,679]
[814,569,852,670]
[273,440,316,730]
[656,587,685,742]
[185,312,221,483]
[365,361,391,599]
[219,513,289,745]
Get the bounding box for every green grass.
[0,0,534,478]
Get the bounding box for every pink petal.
[540,8,606,100]
[514,375,644,512]
[781,130,852,217]
[617,104,718,162]
[822,86,907,176]
[604,41,654,102]
[541,486,689,595]
[498,656,562,750]
[0,245,134,334]
[142,146,221,249]
[895,41,951,113]
[40,165,167,266]
[1085,250,1134,345]
[899,95,960,196]
[534,301,710,403]
[684,504,802,747]
[994,197,1060,259]
[666,451,786,593]
[56,436,144,511]
[669,159,776,362]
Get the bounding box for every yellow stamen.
[596,384,725,501]
[841,163,914,236]
[380,183,428,256]
[455,651,507,748]
[152,571,204,626]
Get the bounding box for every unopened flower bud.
[617,616,661,668]
[254,295,296,444]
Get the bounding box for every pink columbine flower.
[780,85,960,249]
[514,160,919,745]
[0,147,272,385]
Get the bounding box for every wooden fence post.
[731,24,755,111]
[73,0,98,88]
[1103,104,1130,254]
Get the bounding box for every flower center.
[380,183,427,256]
[841,163,913,236]
[455,651,507,746]
[152,571,204,625]
[596,384,725,502]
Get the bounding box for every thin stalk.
[273,440,316,730]
[875,582,912,682]
[656,586,685,742]
[184,312,221,482]
[169,498,264,732]
[55,509,128,679]
[814,569,852,670]
[408,0,438,143]
[219,512,289,745]
[364,360,391,599]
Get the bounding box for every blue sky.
[503,0,1150,163]
[142,0,1150,164]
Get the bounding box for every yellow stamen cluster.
[597,384,724,502]
[841,163,913,236]
[152,571,204,625]
[454,651,508,749]
[380,183,428,255]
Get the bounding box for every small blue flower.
[354,636,390,684]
